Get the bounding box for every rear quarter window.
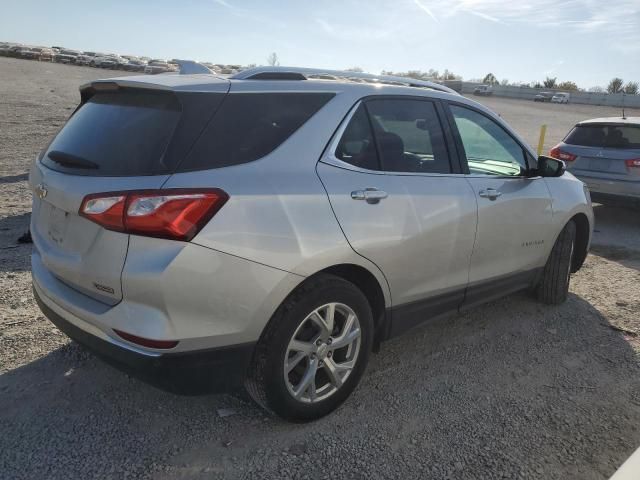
[178,93,335,171]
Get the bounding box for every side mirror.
[536,155,566,177]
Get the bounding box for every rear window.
[179,93,335,171]
[565,124,640,149]
[42,91,181,176]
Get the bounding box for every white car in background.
[552,92,570,104]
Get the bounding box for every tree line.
[481,73,638,95]
[264,55,638,95]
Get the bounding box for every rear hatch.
[563,123,640,180]
[31,78,229,305]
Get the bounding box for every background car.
[122,58,147,72]
[38,48,55,61]
[17,46,40,60]
[92,55,127,69]
[473,84,493,96]
[552,92,570,104]
[534,91,554,102]
[550,116,640,205]
[75,54,93,66]
[54,49,80,64]
[7,45,25,57]
[143,59,173,74]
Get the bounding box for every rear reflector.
[113,329,179,349]
[625,158,640,168]
[79,188,228,241]
[549,145,577,162]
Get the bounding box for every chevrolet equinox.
[30,66,593,421]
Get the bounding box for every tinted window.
[181,93,334,171]
[335,104,380,170]
[565,124,640,149]
[451,105,526,176]
[42,91,181,176]
[366,99,451,173]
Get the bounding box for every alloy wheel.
[284,302,361,403]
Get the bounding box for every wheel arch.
[318,264,388,346]
[570,212,590,272]
[268,263,391,351]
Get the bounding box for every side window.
[180,93,335,171]
[450,105,527,176]
[366,99,451,174]
[335,104,380,170]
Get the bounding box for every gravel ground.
[1,57,640,479]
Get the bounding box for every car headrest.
[377,131,404,164]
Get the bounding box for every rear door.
[317,97,477,335]
[30,84,227,305]
[445,103,554,306]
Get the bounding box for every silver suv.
[30,67,593,421]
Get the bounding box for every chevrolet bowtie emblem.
[35,183,48,199]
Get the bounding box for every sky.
[1,0,639,89]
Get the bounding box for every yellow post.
[537,124,547,156]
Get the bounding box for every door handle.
[351,188,388,204]
[479,188,502,200]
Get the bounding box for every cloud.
[315,17,392,41]
[210,0,232,8]
[413,0,640,51]
[543,59,566,76]
[464,9,502,23]
[413,0,439,22]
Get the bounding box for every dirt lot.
[474,94,639,153]
[2,57,640,479]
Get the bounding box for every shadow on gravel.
[0,212,31,272]
[0,172,28,184]
[592,203,640,271]
[1,291,639,479]
[590,244,640,272]
[593,203,640,229]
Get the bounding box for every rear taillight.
[549,145,577,162]
[79,189,228,241]
[625,158,640,169]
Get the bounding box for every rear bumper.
[34,286,255,394]
[576,174,640,199]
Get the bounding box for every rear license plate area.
[589,158,611,172]
[47,203,69,246]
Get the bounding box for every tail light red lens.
[79,188,228,241]
[625,158,640,169]
[549,145,577,162]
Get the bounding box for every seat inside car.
[377,131,410,171]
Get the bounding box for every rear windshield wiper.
[47,151,99,170]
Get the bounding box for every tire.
[245,274,374,422]
[536,221,576,305]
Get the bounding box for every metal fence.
[461,82,640,108]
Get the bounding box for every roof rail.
[231,66,459,95]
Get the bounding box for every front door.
[446,103,554,306]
